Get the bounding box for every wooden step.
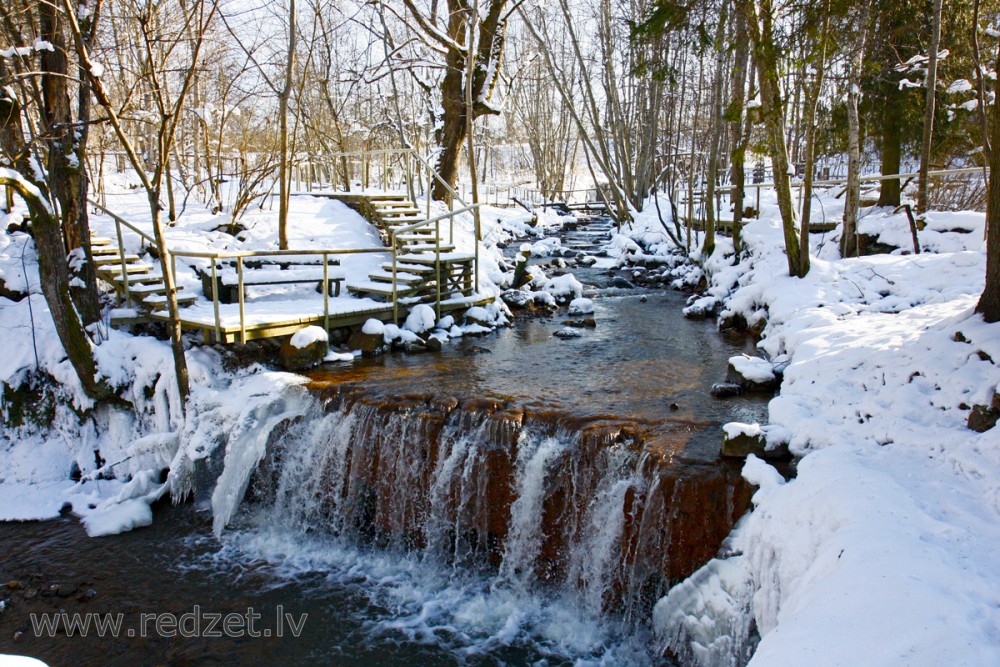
[367,270,427,285]
[113,272,165,285]
[141,293,198,310]
[91,246,122,256]
[379,262,436,274]
[98,262,154,275]
[346,280,428,297]
[397,251,475,265]
[395,233,443,243]
[91,237,114,247]
[93,254,141,266]
[128,283,183,296]
[402,243,456,254]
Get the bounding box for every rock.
[280,328,331,370]
[553,327,583,339]
[424,336,443,352]
[968,404,999,432]
[551,257,567,269]
[404,341,428,354]
[501,289,534,309]
[609,277,635,289]
[347,329,384,357]
[640,295,648,303]
[710,382,743,398]
[568,297,594,315]
[669,403,680,411]
[721,423,790,460]
[726,355,780,392]
[464,306,492,327]
[562,318,596,329]
[577,255,598,266]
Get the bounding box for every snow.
[362,318,385,335]
[404,303,437,334]
[289,325,328,349]
[568,297,594,315]
[729,354,776,384]
[722,421,761,439]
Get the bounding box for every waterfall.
[207,385,752,661]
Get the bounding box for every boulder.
[347,329,384,357]
[968,404,999,433]
[280,326,330,370]
[710,382,743,398]
[553,327,583,339]
[609,277,635,289]
[725,355,780,392]
[721,423,790,460]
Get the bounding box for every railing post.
[392,240,399,326]
[406,150,415,203]
[426,163,432,218]
[114,218,130,306]
[211,259,221,343]
[435,219,441,320]
[237,256,246,344]
[322,252,330,333]
[383,152,388,191]
[473,205,480,295]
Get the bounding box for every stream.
[0,214,767,666]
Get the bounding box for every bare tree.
[66,0,222,407]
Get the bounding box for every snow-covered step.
[91,237,114,247]
[142,293,198,310]
[128,283,184,296]
[93,253,141,266]
[395,233,443,243]
[366,270,427,285]
[91,245,122,256]
[98,262,154,275]
[396,251,473,265]
[346,280,427,296]
[379,261,436,274]
[401,243,456,254]
[112,271,165,285]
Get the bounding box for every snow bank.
[644,191,1000,665]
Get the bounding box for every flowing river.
[0,215,767,666]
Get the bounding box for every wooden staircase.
[91,236,196,319]
[331,193,477,306]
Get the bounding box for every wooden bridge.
[91,150,489,344]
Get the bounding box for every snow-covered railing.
[89,199,159,307]
[169,246,387,344]
[388,204,480,324]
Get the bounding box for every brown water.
[0,216,768,666]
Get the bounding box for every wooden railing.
[168,247,386,344]
[388,204,480,324]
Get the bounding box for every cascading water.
[208,384,752,663]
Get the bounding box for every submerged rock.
[710,382,744,398]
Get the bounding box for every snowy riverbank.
[610,193,1000,665]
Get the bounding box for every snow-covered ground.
[609,188,1000,665]
[0,174,563,534]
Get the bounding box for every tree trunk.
[742,0,800,276]
[916,0,943,216]
[702,0,730,259]
[729,17,750,254]
[877,92,902,207]
[0,174,110,400]
[39,1,101,326]
[278,0,297,249]
[842,3,870,259]
[800,6,830,276]
[430,0,507,203]
[977,50,1000,322]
